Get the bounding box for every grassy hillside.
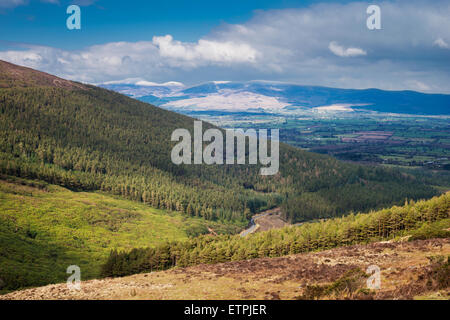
[0,60,439,224]
[2,239,448,300]
[0,176,239,293]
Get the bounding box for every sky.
[0,0,450,93]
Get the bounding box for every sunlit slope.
[0,176,238,293]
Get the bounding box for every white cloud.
[0,42,161,82]
[328,41,367,57]
[152,35,258,65]
[0,37,259,83]
[434,38,450,49]
[100,78,184,87]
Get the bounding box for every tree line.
[101,192,450,277]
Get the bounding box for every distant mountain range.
[100,81,450,115]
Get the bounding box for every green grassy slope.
[0,176,239,293]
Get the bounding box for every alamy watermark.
[366,265,381,289]
[366,5,381,30]
[66,5,81,30]
[171,121,279,175]
[66,265,81,291]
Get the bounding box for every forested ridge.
[101,192,450,277]
[0,60,440,224]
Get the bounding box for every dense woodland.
[101,192,450,277]
[0,61,441,224]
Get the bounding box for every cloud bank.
[153,35,258,65]
[1,0,449,93]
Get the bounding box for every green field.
[200,112,450,170]
[0,176,240,293]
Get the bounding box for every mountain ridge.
[101,80,450,115]
[0,60,86,90]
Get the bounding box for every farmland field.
[191,111,450,171]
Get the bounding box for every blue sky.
[1,0,353,49]
[0,0,449,93]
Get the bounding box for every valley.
[98,192,450,280]
[0,60,448,298]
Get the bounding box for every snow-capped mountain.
[99,80,450,115]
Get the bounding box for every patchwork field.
[198,112,450,171]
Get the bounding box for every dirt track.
[1,238,448,300]
[240,207,288,237]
